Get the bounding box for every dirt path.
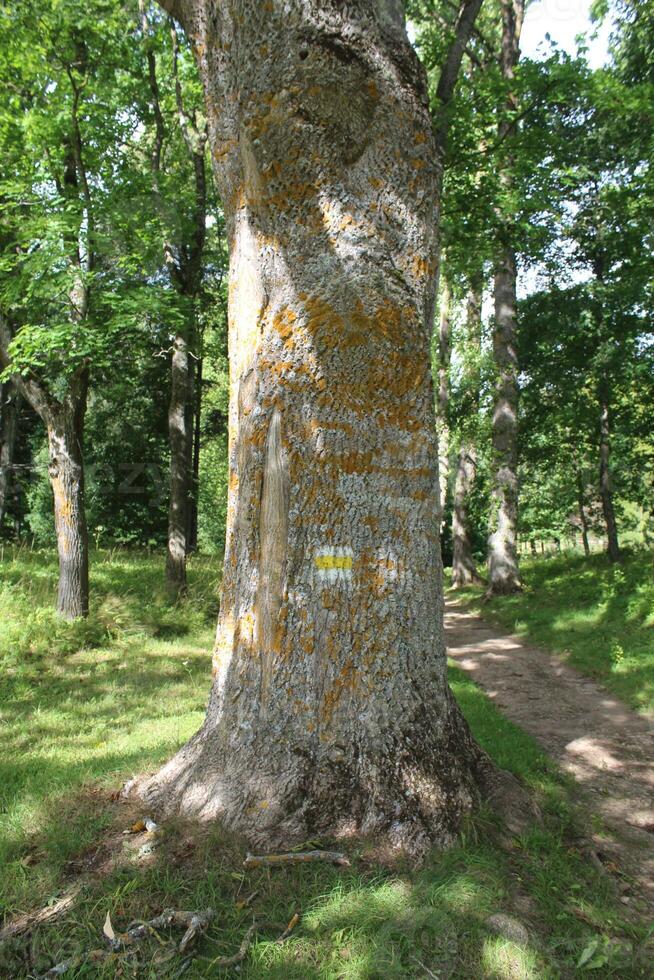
[445,596,654,915]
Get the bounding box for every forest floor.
[0,548,653,978]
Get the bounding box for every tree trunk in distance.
[0,381,20,532]
[598,384,620,563]
[140,0,532,854]
[487,0,524,597]
[576,468,591,557]
[487,250,521,594]
[166,331,194,595]
[451,273,483,588]
[436,276,452,524]
[187,351,203,553]
[47,400,89,619]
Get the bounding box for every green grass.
[1,548,651,977]
[450,550,654,716]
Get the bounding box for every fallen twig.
[275,912,300,943]
[0,884,83,944]
[209,922,258,968]
[243,849,349,869]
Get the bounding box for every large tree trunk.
[141,0,509,853]
[0,381,20,532]
[47,395,89,619]
[451,273,483,588]
[598,382,620,563]
[487,0,523,597]
[436,277,452,523]
[166,331,195,595]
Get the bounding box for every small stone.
[485,913,529,946]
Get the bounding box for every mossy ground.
[1,548,651,977]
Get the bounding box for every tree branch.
[436,0,485,109]
[0,314,53,422]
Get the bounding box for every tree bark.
[47,391,89,619]
[0,381,20,532]
[436,276,452,523]
[166,332,194,594]
[140,0,509,853]
[451,273,483,588]
[576,467,591,558]
[598,382,620,563]
[487,0,523,597]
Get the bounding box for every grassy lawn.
[450,550,654,716]
[1,548,651,977]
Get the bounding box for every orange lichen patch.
[271,307,298,348]
[229,470,239,492]
[411,254,432,279]
[302,633,315,655]
[411,158,426,170]
[413,131,427,144]
[366,79,379,101]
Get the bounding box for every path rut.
[445,596,654,915]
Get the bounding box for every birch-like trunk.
[576,467,591,558]
[488,251,521,593]
[47,400,89,619]
[436,277,452,523]
[166,332,194,595]
[487,0,523,596]
[0,382,20,531]
[138,0,517,852]
[598,384,620,563]
[451,274,483,588]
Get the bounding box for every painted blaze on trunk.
[144,0,495,851]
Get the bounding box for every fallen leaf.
[103,911,115,941]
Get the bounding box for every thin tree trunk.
[451,272,483,588]
[166,332,194,594]
[598,383,620,563]
[437,277,452,523]
[452,445,483,587]
[47,394,89,619]
[487,0,524,597]
[140,2,208,588]
[0,382,20,532]
[139,0,524,854]
[187,351,202,553]
[576,468,591,557]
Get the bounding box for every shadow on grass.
[1,802,647,979]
